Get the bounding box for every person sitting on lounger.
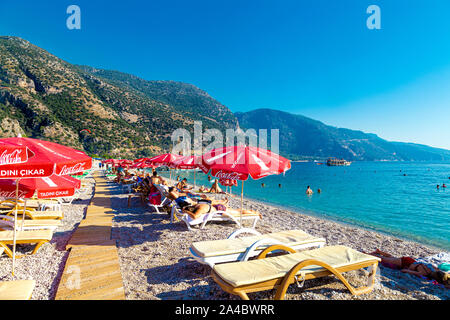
[168,187,227,209]
[367,249,450,287]
[176,178,192,191]
[182,202,260,220]
[209,179,224,193]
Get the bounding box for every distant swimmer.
[306,186,313,195]
[278,184,282,188]
[437,185,440,190]
[261,183,265,188]
[443,184,447,188]
[403,174,407,176]
[317,188,322,194]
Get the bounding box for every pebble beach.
[1,173,448,300]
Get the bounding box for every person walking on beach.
[306,186,313,195]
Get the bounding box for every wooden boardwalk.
[55,173,126,300]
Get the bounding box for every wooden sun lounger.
[190,228,326,267]
[0,230,54,258]
[0,280,36,300]
[0,216,61,231]
[211,245,380,300]
[6,209,63,220]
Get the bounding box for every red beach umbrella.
[0,174,81,199]
[147,153,182,180]
[200,146,291,223]
[0,136,91,276]
[171,155,202,187]
[200,146,291,180]
[0,137,92,178]
[147,153,181,167]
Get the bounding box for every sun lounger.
[173,205,260,230]
[0,229,54,258]
[147,184,172,214]
[5,209,63,220]
[0,215,61,231]
[190,229,326,267]
[211,245,380,300]
[0,280,36,300]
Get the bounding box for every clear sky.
[1,0,450,149]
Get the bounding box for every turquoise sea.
[159,162,450,250]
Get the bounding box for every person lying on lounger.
[182,202,261,220]
[167,187,225,209]
[368,249,450,287]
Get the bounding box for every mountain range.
[1,36,449,161]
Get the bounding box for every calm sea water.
[159,162,450,250]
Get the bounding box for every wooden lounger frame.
[0,235,51,258]
[211,245,379,300]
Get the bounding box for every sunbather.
[182,202,260,220]
[176,178,192,191]
[209,180,224,193]
[368,249,450,287]
[167,187,225,209]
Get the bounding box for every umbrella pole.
[240,180,244,226]
[193,170,196,189]
[12,178,19,276]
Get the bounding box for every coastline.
[239,195,447,252]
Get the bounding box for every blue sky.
[1,0,450,149]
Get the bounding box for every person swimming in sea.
[437,184,440,190]
[278,184,282,188]
[317,188,321,194]
[306,186,313,195]
[443,183,447,189]
[261,183,265,188]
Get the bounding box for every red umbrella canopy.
[170,155,201,169]
[0,137,92,179]
[0,140,30,166]
[147,153,182,167]
[200,146,291,181]
[0,174,81,199]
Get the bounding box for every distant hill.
[1,36,449,161]
[236,109,450,161]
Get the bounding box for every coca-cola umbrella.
[147,153,182,181]
[200,146,291,224]
[0,137,92,179]
[0,136,91,275]
[171,155,202,187]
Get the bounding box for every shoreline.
[238,195,447,252]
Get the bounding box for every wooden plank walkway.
[55,172,126,300]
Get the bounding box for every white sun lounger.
[212,245,380,300]
[190,228,326,267]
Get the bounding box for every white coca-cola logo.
[214,170,242,180]
[0,190,28,198]
[0,149,25,165]
[58,163,86,175]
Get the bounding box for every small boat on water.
[326,157,351,166]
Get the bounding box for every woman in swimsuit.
[182,201,260,220]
